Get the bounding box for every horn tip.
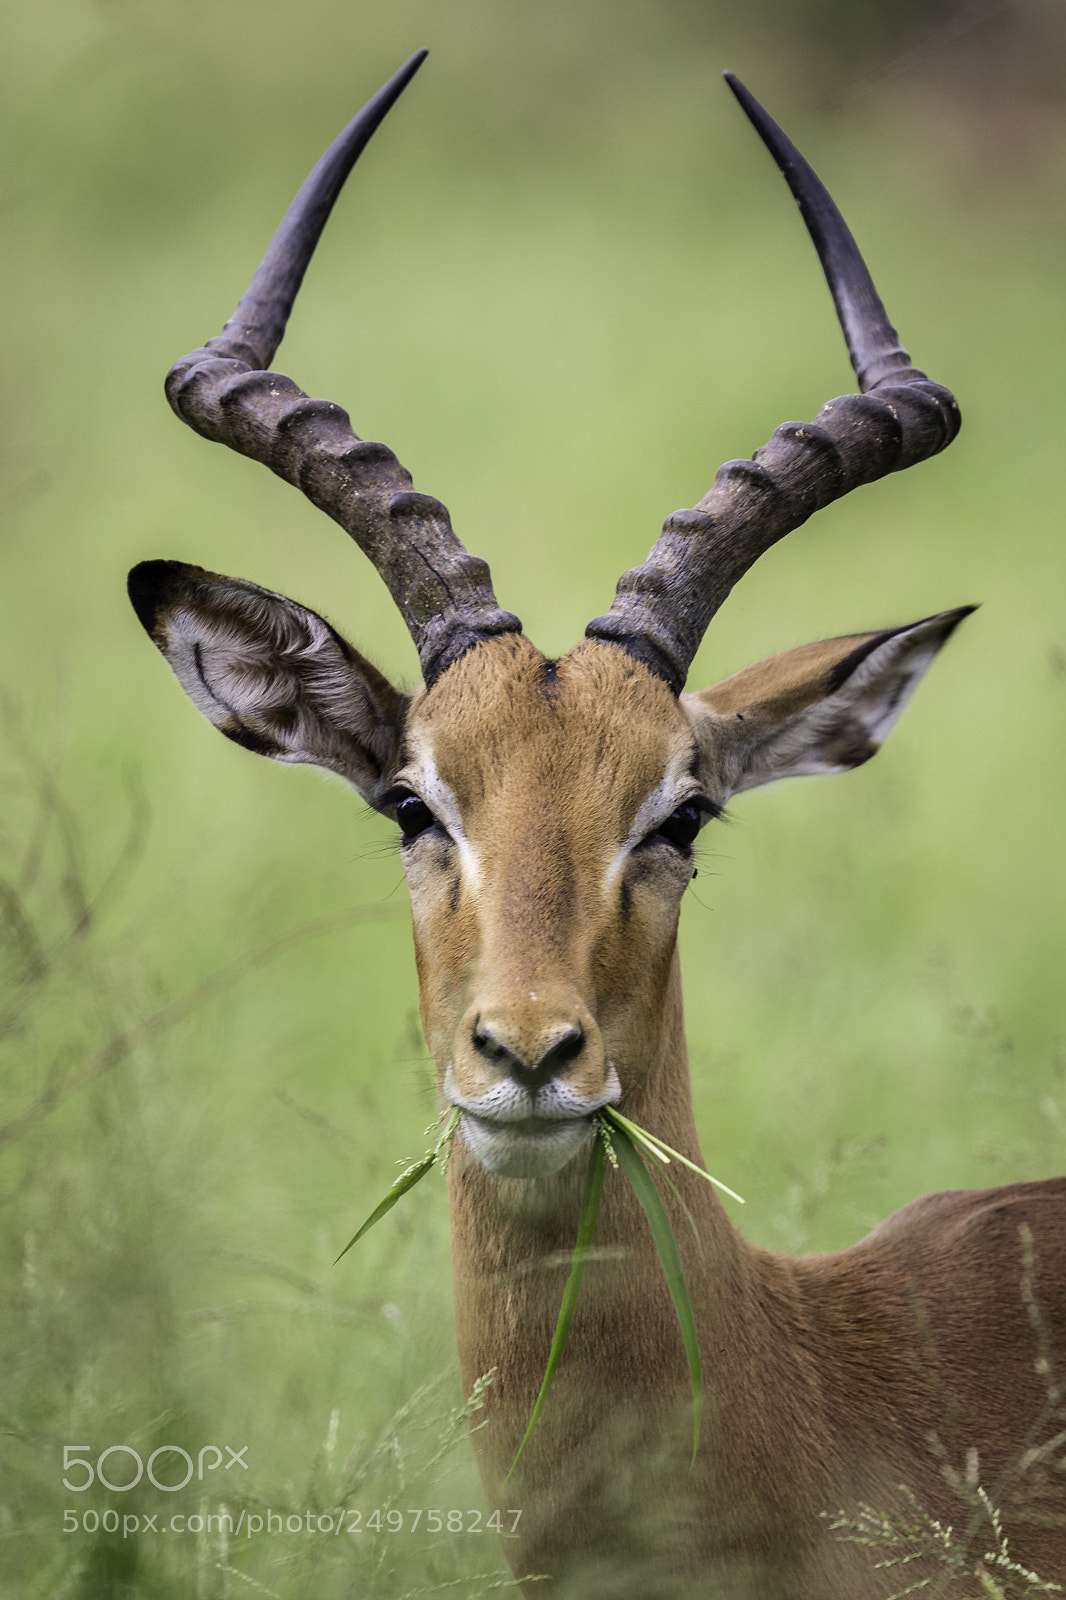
[722,70,756,112]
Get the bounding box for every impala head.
[130,53,966,1182]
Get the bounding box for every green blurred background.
[2,1,1065,1593]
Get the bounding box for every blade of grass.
[334,1154,437,1263]
[646,1152,705,1259]
[602,1105,744,1205]
[598,1097,702,1248]
[610,1121,703,1464]
[335,1108,461,1263]
[506,1134,607,1479]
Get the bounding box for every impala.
[129,52,1066,1598]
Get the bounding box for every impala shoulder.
[864,1178,1066,1246]
[827,1180,1066,1321]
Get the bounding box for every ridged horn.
[163,50,522,689]
[584,72,960,695]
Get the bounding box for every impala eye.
[649,799,719,854]
[395,793,436,841]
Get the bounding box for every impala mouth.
[458,1111,595,1179]
[445,1067,620,1179]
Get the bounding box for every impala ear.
[683,606,975,799]
[128,560,411,804]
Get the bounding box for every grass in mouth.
[334,1106,462,1262]
[337,1103,743,1472]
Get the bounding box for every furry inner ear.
[684,606,974,800]
[128,560,410,803]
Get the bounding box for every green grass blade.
[604,1107,671,1165]
[433,1105,463,1173]
[506,1134,607,1479]
[597,1109,703,1254]
[610,1122,703,1464]
[602,1104,744,1205]
[335,1107,463,1264]
[645,1152,705,1259]
[334,1153,437,1263]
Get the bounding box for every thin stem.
[609,1120,703,1464]
[506,1135,607,1479]
[601,1106,745,1204]
[335,1107,462,1263]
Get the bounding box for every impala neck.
[447,944,748,1463]
[444,949,830,1594]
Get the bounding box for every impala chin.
[459,1112,593,1179]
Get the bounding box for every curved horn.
[585,72,960,695]
[165,50,521,689]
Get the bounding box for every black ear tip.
[940,602,979,638]
[128,559,197,637]
[127,562,161,633]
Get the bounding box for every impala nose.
[454,991,613,1112]
[472,1020,585,1091]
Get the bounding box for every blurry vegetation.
[748,0,1066,106]
[2,0,1065,1592]
[828,1487,1063,1597]
[0,742,513,1594]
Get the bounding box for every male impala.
[130,52,1066,1598]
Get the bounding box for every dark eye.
[395,793,436,841]
[652,803,705,853]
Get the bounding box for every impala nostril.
[472,1024,510,1065]
[471,1020,586,1086]
[537,1025,585,1076]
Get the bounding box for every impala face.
[394,634,710,1178]
[382,612,965,1180]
